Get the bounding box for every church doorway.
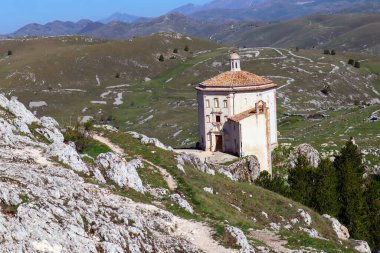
[215,135,223,152]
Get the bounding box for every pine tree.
[365,174,380,250]
[158,54,165,62]
[334,139,370,241]
[288,156,315,207]
[313,159,339,216]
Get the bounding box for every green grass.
[82,138,112,158]
[281,231,356,253]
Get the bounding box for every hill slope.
[0,93,364,252]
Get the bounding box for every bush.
[354,61,361,68]
[173,48,178,54]
[331,50,336,55]
[321,85,331,96]
[184,45,190,52]
[158,54,165,62]
[7,50,12,56]
[115,73,120,78]
[348,59,355,65]
[323,49,331,55]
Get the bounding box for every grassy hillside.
[78,127,359,252]
[216,14,380,54]
[0,34,379,167]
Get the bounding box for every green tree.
[184,45,190,52]
[313,159,339,216]
[354,61,361,68]
[334,139,370,241]
[348,59,355,65]
[365,174,380,250]
[255,171,289,196]
[173,48,178,53]
[7,50,12,56]
[158,54,165,62]
[288,156,315,207]
[324,49,331,55]
[331,50,336,55]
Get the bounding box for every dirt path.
[249,230,293,253]
[93,134,177,191]
[13,147,53,167]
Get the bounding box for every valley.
[1,34,379,168]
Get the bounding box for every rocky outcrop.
[224,226,255,253]
[176,153,215,175]
[354,240,371,253]
[96,152,145,193]
[170,194,194,214]
[128,131,173,151]
[298,209,312,226]
[323,214,350,240]
[290,144,320,167]
[219,156,260,182]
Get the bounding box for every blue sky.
[2,0,209,34]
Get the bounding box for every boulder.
[176,153,215,175]
[220,156,260,182]
[290,144,320,167]
[128,131,173,151]
[354,240,371,253]
[170,194,194,214]
[47,141,89,173]
[322,214,350,240]
[298,209,312,226]
[96,153,145,193]
[224,226,255,253]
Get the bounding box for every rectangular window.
[216,115,221,123]
[206,115,210,123]
[206,99,210,108]
[223,100,228,108]
[214,98,219,108]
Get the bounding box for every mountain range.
[4,0,380,55]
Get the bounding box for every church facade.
[196,53,278,173]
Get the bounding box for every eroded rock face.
[219,156,260,182]
[96,152,145,193]
[298,209,312,226]
[170,194,194,214]
[323,214,350,240]
[224,226,255,253]
[176,153,215,175]
[290,144,320,168]
[354,240,371,253]
[128,131,173,151]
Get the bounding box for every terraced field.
[1,34,379,167]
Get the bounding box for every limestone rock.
[224,226,255,253]
[323,214,350,240]
[203,187,213,194]
[290,144,320,167]
[220,156,260,182]
[47,141,89,173]
[176,153,215,175]
[354,240,371,253]
[298,209,312,226]
[128,131,173,151]
[96,153,145,193]
[170,194,194,214]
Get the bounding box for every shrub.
[7,50,12,56]
[158,54,165,62]
[173,48,178,54]
[354,61,361,68]
[348,59,355,65]
[115,73,120,78]
[323,49,331,55]
[331,50,336,55]
[184,45,190,52]
[321,85,331,96]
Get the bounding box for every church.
[196,53,278,173]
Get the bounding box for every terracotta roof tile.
[229,107,258,122]
[201,71,273,87]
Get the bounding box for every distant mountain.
[99,12,149,24]
[11,19,95,37]
[175,0,380,21]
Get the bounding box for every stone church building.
[196,53,278,173]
